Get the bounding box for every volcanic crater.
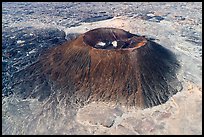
[11,28,182,108]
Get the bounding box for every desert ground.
[2,2,202,135]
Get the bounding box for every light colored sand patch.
[75,82,202,135]
[17,40,25,44]
[64,16,133,35]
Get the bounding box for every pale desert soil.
[2,2,202,135]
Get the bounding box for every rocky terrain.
[2,2,202,135]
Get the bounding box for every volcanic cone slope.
[11,28,182,108]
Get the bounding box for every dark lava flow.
[8,28,182,108]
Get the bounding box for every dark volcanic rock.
[2,27,66,97]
